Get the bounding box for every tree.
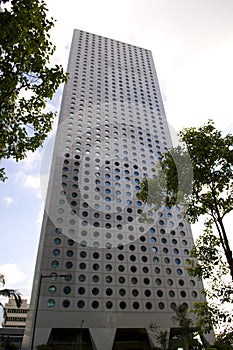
[0,336,18,350]
[138,120,233,279]
[0,273,21,317]
[188,225,233,335]
[214,330,233,350]
[172,303,205,350]
[148,323,169,350]
[0,0,68,181]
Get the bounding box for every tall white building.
[23,30,209,350]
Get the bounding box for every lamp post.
[30,273,71,350]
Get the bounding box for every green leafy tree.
[148,323,169,350]
[172,304,205,350]
[138,120,233,279]
[0,273,22,323]
[0,336,18,350]
[0,0,68,181]
[214,330,233,350]
[188,225,233,334]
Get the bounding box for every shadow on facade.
[47,328,153,350]
[47,327,207,350]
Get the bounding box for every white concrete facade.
[2,298,29,328]
[23,29,208,350]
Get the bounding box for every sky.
[0,0,233,305]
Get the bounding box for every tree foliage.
[0,274,22,312]
[138,120,233,278]
[0,336,18,350]
[0,0,68,180]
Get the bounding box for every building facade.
[23,30,209,350]
[2,298,29,329]
[0,298,29,349]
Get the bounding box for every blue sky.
[1,0,233,303]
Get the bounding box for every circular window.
[52,249,60,257]
[92,288,99,296]
[47,299,55,308]
[48,286,56,294]
[157,290,163,297]
[119,276,125,284]
[50,273,58,281]
[51,260,59,268]
[106,301,113,309]
[167,279,173,286]
[133,302,140,310]
[80,251,87,258]
[146,302,152,310]
[66,250,73,257]
[65,261,73,269]
[106,276,112,283]
[77,300,85,309]
[158,302,165,310]
[93,263,100,271]
[78,287,85,295]
[54,238,61,245]
[92,275,99,283]
[67,239,74,246]
[63,286,71,295]
[119,301,127,309]
[79,274,86,282]
[192,291,198,298]
[144,278,150,285]
[62,300,70,308]
[106,288,113,296]
[92,301,99,309]
[130,266,137,273]
[119,288,126,296]
[169,290,175,297]
[118,265,125,272]
[79,262,86,270]
[144,289,151,297]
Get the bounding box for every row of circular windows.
[47,285,198,299]
[47,298,189,311]
[52,238,189,256]
[54,226,188,239]
[75,52,152,69]
[50,257,189,271]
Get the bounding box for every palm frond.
[0,289,22,307]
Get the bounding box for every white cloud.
[18,149,42,172]
[0,264,27,287]
[0,264,32,307]
[23,174,40,190]
[14,171,40,192]
[3,196,15,208]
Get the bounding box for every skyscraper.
[23,29,209,350]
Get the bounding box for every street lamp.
[30,273,71,350]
